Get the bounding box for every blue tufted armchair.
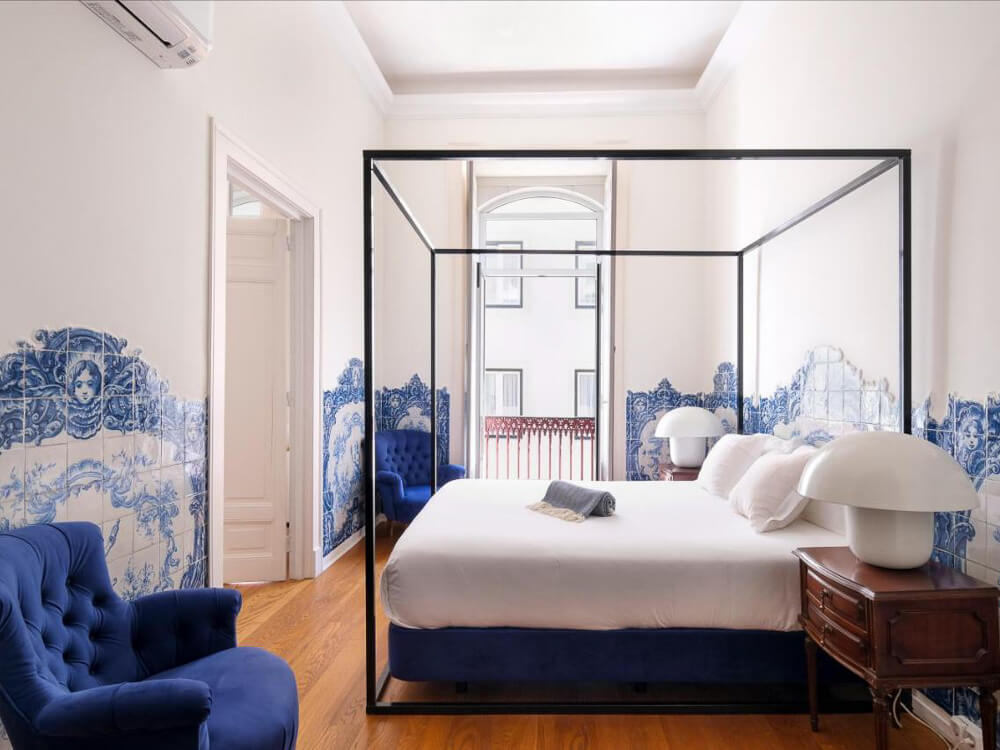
[374,429,465,524]
[0,522,298,750]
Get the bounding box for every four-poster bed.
[362,148,912,715]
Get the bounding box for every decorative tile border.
[0,327,207,602]
[625,362,738,481]
[374,374,451,464]
[913,393,1000,577]
[320,368,454,557]
[743,346,899,445]
[322,359,365,556]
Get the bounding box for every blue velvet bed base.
[389,625,852,685]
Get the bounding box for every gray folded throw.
[528,480,616,522]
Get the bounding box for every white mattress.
[380,479,845,631]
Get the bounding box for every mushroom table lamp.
[797,432,979,569]
[654,406,725,468]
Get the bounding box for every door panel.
[224,216,289,582]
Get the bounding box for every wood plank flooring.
[234,533,945,750]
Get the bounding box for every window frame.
[483,367,524,417]
[483,241,524,308]
[574,241,597,309]
[574,368,596,418]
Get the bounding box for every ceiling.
[343,1,742,95]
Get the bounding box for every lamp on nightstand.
[797,431,979,569]
[654,406,725,469]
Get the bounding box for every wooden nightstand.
[794,547,1000,750]
[658,462,699,481]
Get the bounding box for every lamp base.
[845,506,933,569]
[669,438,706,469]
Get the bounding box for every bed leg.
[632,682,648,694]
[455,681,469,694]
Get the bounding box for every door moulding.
[209,120,323,585]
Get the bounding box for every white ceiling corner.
[331,0,773,120]
[694,1,777,108]
[326,1,393,112]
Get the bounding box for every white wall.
[0,0,382,394]
[374,159,467,462]
[706,0,1000,407]
[745,165,900,398]
[704,10,1000,728]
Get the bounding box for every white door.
[224,217,290,582]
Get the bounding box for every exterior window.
[575,241,597,308]
[484,369,522,416]
[575,369,596,418]
[484,242,523,307]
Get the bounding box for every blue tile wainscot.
[625,362,738,481]
[0,328,207,596]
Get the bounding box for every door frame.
[209,120,323,585]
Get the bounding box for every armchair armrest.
[132,587,241,675]
[376,470,404,518]
[36,679,211,736]
[438,464,466,485]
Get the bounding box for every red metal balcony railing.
[482,416,596,481]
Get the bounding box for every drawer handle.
[821,623,833,645]
[856,599,866,619]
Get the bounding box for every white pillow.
[730,445,818,532]
[696,434,786,498]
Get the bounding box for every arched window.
[478,188,603,307]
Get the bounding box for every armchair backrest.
[0,523,141,742]
[374,429,433,487]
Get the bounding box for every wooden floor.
[235,532,944,750]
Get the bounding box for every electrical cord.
[892,689,975,749]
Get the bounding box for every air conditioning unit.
[82,1,213,68]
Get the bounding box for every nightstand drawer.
[805,568,868,634]
[806,602,869,671]
[874,600,1000,678]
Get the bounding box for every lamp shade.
[654,407,725,439]
[797,431,978,512]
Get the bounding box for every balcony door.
[471,189,604,481]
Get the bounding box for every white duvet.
[380,479,844,631]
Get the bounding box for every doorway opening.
[210,122,322,586]
[223,185,291,582]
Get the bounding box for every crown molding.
[386,88,702,120]
[325,1,393,113]
[695,1,777,108]
[330,0,774,120]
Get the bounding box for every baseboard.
[319,514,389,572]
[321,528,364,571]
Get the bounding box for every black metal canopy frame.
[362,148,912,715]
